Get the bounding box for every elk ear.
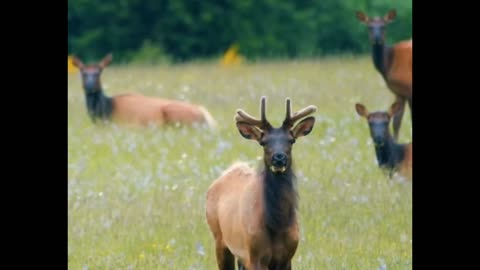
[384,9,396,23]
[291,116,315,138]
[71,55,84,69]
[388,101,403,117]
[355,103,369,118]
[356,11,369,23]
[236,122,263,141]
[99,53,113,69]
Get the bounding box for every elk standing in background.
[355,102,412,180]
[356,9,412,141]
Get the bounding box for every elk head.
[235,96,316,174]
[71,53,113,94]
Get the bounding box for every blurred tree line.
[68,0,411,63]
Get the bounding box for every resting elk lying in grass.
[206,96,317,270]
[355,102,412,180]
[356,9,412,141]
[71,54,217,128]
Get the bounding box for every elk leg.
[268,261,278,270]
[392,97,406,141]
[245,259,269,270]
[270,260,291,270]
[237,260,246,270]
[215,242,235,270]
[408,97,412,121]
[280,261,292,270]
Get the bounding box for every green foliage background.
[68,0,412,63]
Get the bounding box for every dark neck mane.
[85,90,114,123]
[374,136,406,173]
[372,43,392,79]
[261,165,298,235]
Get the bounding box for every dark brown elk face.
[235,96,316,174]
[71,54,113,94]
[355,102,402,146]
[356,9,396,45]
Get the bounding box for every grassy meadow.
[68,56,412,269]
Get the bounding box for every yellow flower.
[68,56,78,73]
[220,45,244,67]
[162,243,174,253]
[139,252,145,260]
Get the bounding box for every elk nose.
[272,152,287,166]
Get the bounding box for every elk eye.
[289,139,296,144]
[259,141,267,146]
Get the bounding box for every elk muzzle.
[270,152,288,173]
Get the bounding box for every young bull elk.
[356,9,412,141]
[355,102,412,180]
[206,96,316,270]
[71,54,217,128]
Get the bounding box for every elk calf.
[206,96,316,270]
[71,54,217,128]
[355,102,412,180]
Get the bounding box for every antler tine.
[260,96,267,123]
[234,96,271,128]
[290,105,317,123]
[283,97,317,127]
[285,98,292,121]
[235,109,263,126]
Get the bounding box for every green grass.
[68,56,412,270]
